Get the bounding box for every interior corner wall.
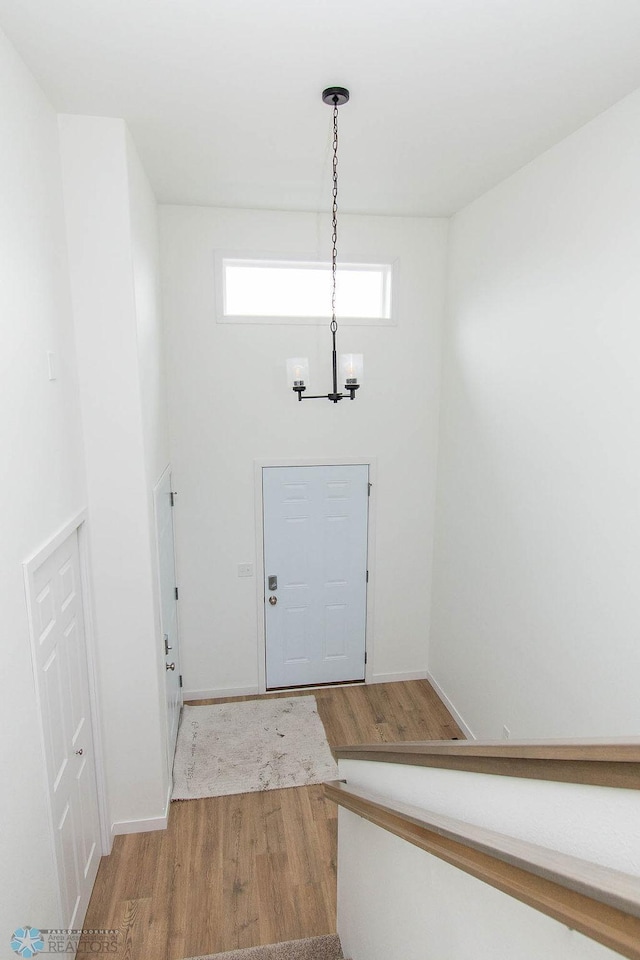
[126,130,171,492]
[159,207,447,695]
[0,27,87,933]
[429,88,640,739]
[58,115,168,828]
[125,130,172,775]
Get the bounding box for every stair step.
[184,934,344,960]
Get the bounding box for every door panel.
[57,800,80,924]
[154,468,182,777]
[29,529,101,927]
[263,464,368,688]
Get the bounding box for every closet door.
[27,526,101,927]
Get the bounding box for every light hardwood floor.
[83,680,462,959]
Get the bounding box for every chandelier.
[287,86,363,403]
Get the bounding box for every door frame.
[153,463,183,781]
[254,456,378,693]
[22,510,111,919]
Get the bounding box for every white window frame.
[214,252,398,325]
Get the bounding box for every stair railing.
[327,739,640,959]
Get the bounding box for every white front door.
[27,528,101,928]
[263,464,369,689]
[154,467,182,777]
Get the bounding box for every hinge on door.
[170,491,177,506]
[364,651,368,664]
[366,569,369,583]
[368,482,372,497]
[175,586,179,600]
[179,674,183,688]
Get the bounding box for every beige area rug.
[171,695,339,800]
[183,934,344,960]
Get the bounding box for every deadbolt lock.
[268,575,278,591]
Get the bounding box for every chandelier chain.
[330,101,339,335]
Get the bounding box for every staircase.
[331,738,640,960]
[188,740,640,960]
[186,934,346,960]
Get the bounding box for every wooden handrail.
[325,779,640,960]
[333,738,640,788]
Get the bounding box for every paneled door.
[27,526,101,928]
[263,464,369,689]
[154,467,182,778]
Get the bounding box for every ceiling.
[2,0,640,216]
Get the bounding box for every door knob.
[75,748,84,756]
[268,596,278,606]
[166,662,176,670]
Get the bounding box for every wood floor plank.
[118,898,152,960]
[82,679,461,958]
[222,793,261,951]
[256,850,293,944]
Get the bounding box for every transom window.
[216,257,394,325]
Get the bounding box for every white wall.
[126,130,171,492]
[160,207,447,696]
[0,27,87,932]
[59,116,169,830]
[338,808,621,960]
[429,88,640,739]
[339,759,640,875]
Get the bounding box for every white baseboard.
[186,675,443,699]
[426,672,476,740]
[371,670,429,684]
[183,684,260,701]
[111,812,168,836]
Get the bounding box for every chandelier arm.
[299,393,344,401]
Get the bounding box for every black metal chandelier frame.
[293,86,360,403]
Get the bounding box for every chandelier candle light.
[288,86,363,403]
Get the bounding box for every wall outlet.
[502,724,511,740]
[237,562,254,578]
